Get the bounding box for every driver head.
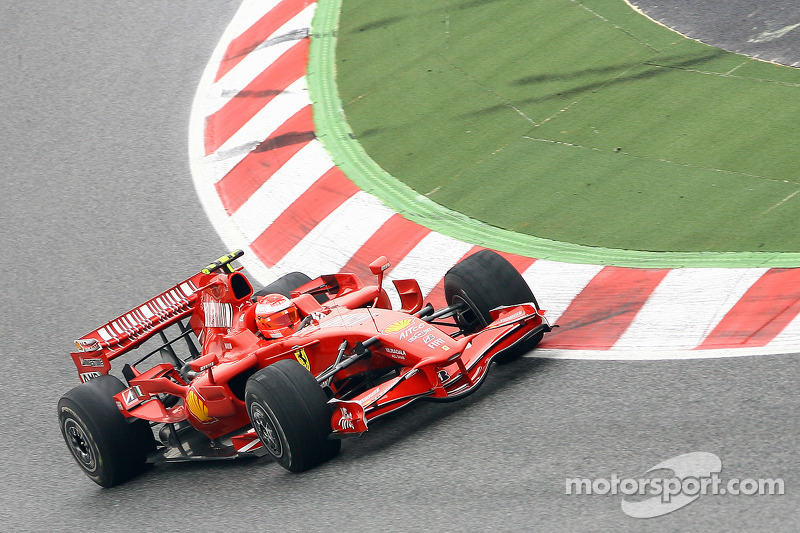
[255,294,300,339]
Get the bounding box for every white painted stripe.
[384,233,475,309]
[224,0,283,46]
[97,327,112,341]
[131,308,147,325]
[139,304,155,319]
[274,191,395,278]
[206,39,297,115]
[160,294,175,310]
[162,292,176,307]
[238,438,263,452]
[189,1,317,284]
[521,260,604,324]
[180,282,195,297]
[208,5,316,114]
[612,268,767,350]
[233,140,334,241]
[529,346,799,361]
[145,302,158,318]
[207,76,309,184]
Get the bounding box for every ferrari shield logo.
[294,348,310,371]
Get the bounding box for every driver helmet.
[255,294,300,339]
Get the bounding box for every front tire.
[245,359,340,472]
[444,250,541,362]
[57,375,156,487]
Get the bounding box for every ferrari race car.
[59,249,552,486]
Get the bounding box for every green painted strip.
[308,0,800,268]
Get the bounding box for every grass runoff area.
[335,0,800,254]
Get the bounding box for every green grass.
[335,0,800,253]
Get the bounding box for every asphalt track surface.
[2,1,800,531]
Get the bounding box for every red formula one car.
[58,249,552,486]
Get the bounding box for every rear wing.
[69,250,244,383]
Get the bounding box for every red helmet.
[255,294,300,339]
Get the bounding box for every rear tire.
[57,375,156,487]
[444,250,541,362]
[245,359,340,472]
[252,272,312,300]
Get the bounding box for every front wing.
[329,304,550,437]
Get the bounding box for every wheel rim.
[63,418,97,472]
[250,403,283,458]
[452,294,483,333]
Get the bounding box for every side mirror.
[189,353,218,373]
[369,256,390,276]
[368,257,391,305]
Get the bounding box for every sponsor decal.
[437,370,450,383]
[74,338,101,352]
[404,326,434,342]
[423,334,435,343]
[382,347,406,360]
[383,318,413,334]
[80,357,104,368]
[427,338,446,349]
[442,345,451,351]
[79,371,102,383]
[502,310,525,322]
[204,301,233,328]
[491,309,528,327]
[359,388,383,408]
[294,348,310,371]
[330,401,368,432]
[122,389,139,405]
[187,389,212,422]
[338,407,355,430]
[122,388,138,407]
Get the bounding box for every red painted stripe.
[215,104,315,215]
[206,38,309,156]
[698,268,800,348]
[250,167,358,267]
[339,215,432,280]
[215,0,314,82]
[541,267,669,349]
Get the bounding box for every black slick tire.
[57,375,156,487]
[444,249,541,362]
[252,272,312,301]
[245,359,340,472]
